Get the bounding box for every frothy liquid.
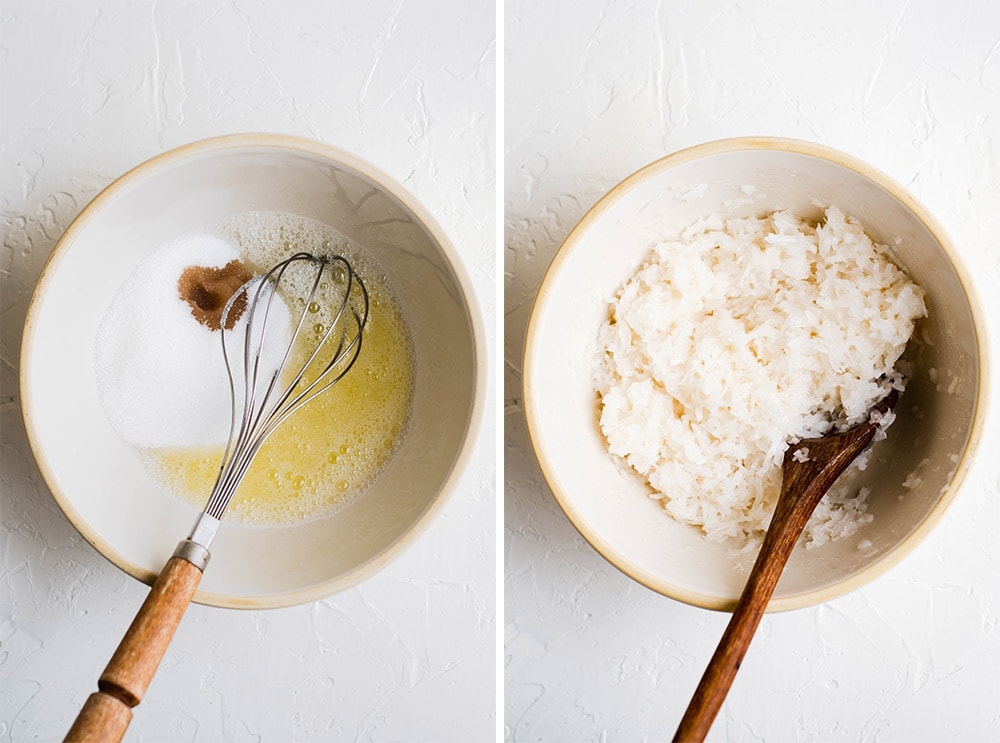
[149,212,413,526]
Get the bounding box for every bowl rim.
[522,135,992,613]
[19,132,488,609]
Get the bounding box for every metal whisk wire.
[201,252,369,523]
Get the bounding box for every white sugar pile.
[594,206,926,546]
[94,234,290,450]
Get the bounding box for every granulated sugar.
[94,234,290,450]
[594,206,926,546]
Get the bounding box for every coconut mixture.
[593,206,926,546]
[94,213,414,526]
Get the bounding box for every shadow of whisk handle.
[65,541,209,742]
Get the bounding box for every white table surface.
[504,1,1000,742]
[1,2,495,741]
[5,1,1000,742]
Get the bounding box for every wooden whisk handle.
[65,542,208,742]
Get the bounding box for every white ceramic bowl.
[524,137,989,612]
[21,134,486,608]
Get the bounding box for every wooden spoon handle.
[65,544,207,742]
[671,544,788,742]
[674,392,898,741]
[674,466,831,741]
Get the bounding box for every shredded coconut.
[594,206,926,545]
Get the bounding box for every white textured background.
[505,1,1000,742]
[1,2,495,741]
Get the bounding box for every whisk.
[67,252,368,743]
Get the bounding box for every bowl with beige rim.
[21,134,486,608]
[523,137,989,611]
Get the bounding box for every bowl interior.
[525,142,985,610]
[22,137,481,607]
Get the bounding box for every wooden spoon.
[673,389,899,743]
